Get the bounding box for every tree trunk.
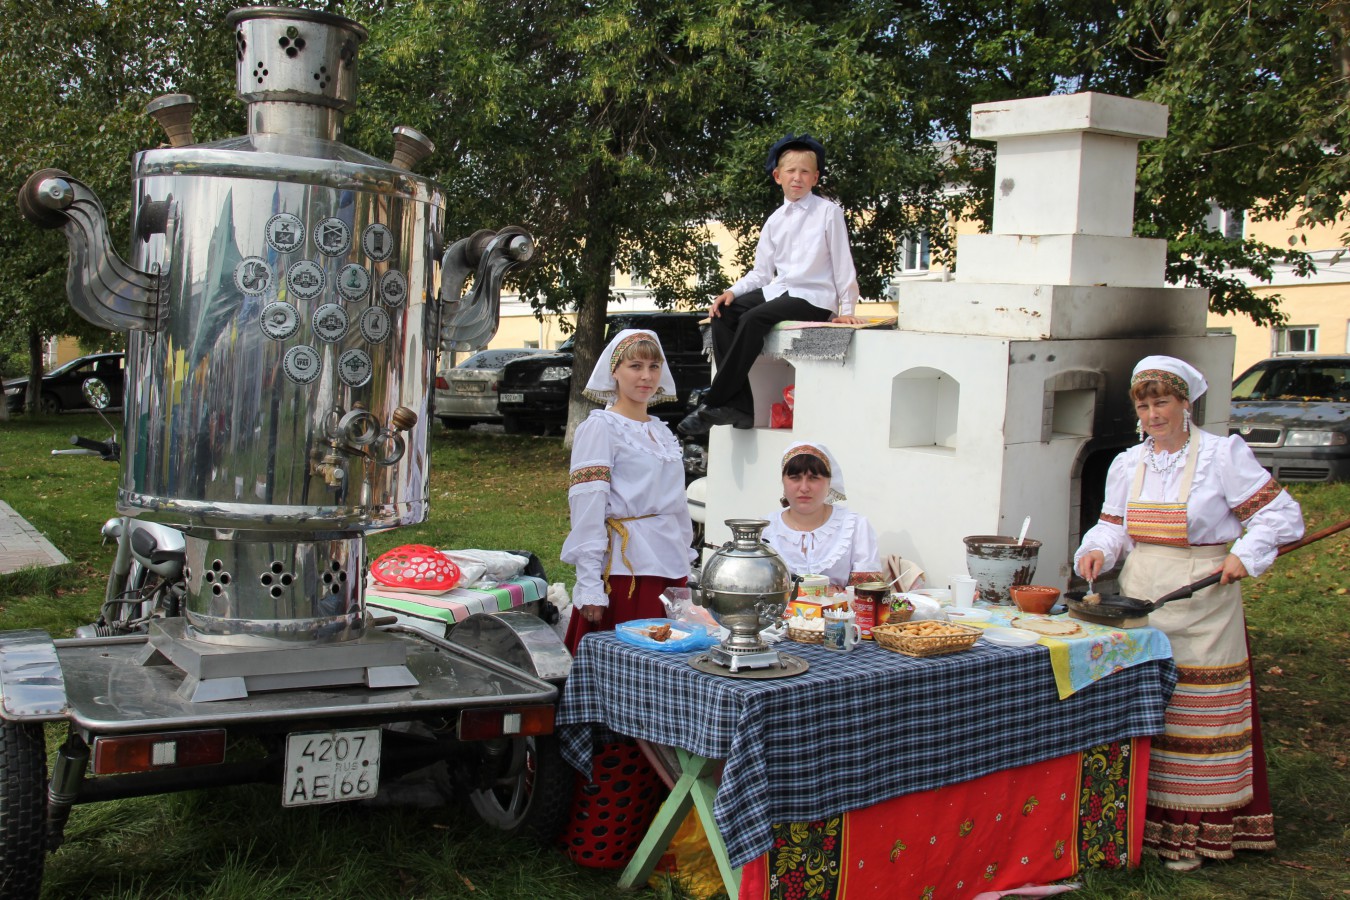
[25,328,43,415]
[563,164,620,448]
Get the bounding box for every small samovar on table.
[693,519,807,677]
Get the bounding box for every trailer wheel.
[0,721,48,900]
[465,734,572,846]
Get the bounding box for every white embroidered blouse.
[760,506,881,588]
[1074,429,1304,577]
[727,192,860,317]
[561,409,694,608]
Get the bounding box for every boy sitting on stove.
[679,133,863,436]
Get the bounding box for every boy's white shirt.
[727,191,860,317]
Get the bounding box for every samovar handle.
[435,226,534,353]
[17,169,167,333]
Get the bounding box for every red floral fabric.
[739,739,1148,900]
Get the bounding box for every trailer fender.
[0,630,70,722]
[446,611,571,683]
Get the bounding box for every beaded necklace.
[1144,436,1190,475]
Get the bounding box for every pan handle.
[1275,517,1350,558]
[1152,516,1350,609]
[1151,571,1221,606]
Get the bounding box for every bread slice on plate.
[1011,616,1083,636]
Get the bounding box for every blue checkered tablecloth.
[555,633,1177,869]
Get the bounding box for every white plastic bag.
[548,582,572,642]
[442,549,530,587]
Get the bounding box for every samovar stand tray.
[139,619,418,702]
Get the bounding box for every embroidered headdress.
[1131,355,1208,402]
[780,440,846,503]
[582,328,678,406]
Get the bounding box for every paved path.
[0,500,69,574]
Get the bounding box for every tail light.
[457,705,555,741]
[93,729,227,774]
[435,376,449,390]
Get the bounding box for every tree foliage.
[350,0,950,436]
[0,0,240,408]
[1,0,1343,426]
[916,0,1342,325]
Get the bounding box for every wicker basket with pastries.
[872,620,982,657]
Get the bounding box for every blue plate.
[614,618,718,652]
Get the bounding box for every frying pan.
[1064,516,1350,620]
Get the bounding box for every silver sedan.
[435,348,547,428]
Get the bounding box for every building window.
[630,269,647,288]
[1203,204,1245,240]
[523,340,539,349]
[1275,325,1318,355]
[609,266,617,287]
[897,232,930,273]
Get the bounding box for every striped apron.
[1119,440,1254,813]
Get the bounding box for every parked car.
[434,348,547,428]
[3,351,125,414]
[497,312,710,435]
[1228,354,1349,483]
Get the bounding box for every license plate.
[282,728,380,807]
[456,382,486,393]
[500,392,524,404]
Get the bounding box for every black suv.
[497,312,708,435]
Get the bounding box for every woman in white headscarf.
[1074,355,1304,871]
[560,329,694,655]
[760,441,884,591]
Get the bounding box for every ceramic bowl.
[1010,584,1061,614]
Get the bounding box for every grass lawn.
[1,417,1346,899]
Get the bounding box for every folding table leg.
[617,747,740,897]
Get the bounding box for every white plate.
[944,607,990,622]
[982,627,1040,648]
[911,588,951,604]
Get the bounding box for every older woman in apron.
[1075,356,1304,871]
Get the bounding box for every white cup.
[951,575,978,608]
[823,608,862,652]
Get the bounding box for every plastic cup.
[951,575,978,608]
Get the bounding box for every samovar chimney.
[226,6,368,141]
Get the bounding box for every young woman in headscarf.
[1074,355,1305,871]
[560,329,694,655]
[760,440,884,591]
[556,329,694,868]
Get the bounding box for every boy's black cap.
[765,133,825,176]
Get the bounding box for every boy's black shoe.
[678,404,752,435]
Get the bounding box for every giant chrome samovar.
[18,6,532,700]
